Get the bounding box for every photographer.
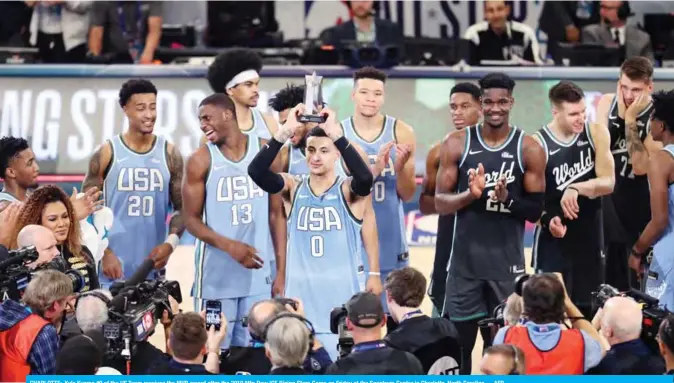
[56,330,121,375]
[588,296,665,374]
[0,270,74,381]
[222,298,332,375]
[383,267,462,374]
[17,225,60,268]
[493,273,605,374]
[147,311,226,374]
[658,314,674,374]
[480,344,526,375]
[326,292,423,375]
[266,315,313,375]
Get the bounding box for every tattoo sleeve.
[82,146,104,192]
[168,145,185,236]
[625,120,646,157]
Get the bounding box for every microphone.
[107,258,156,312]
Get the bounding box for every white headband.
[226,70,259,90]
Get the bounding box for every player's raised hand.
[319,108,342,140]
[71,186,104,221]
[226,240,264,269]
[393,144,412,173]
[492,175,509,203]
[560,187,580,220]
[468,163,486,199]
[625,91,652,121]
[372,141,394,177]
[0,201,21,247]
[548,216,567,238]
[275,104,305,142]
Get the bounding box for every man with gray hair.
[587,296,665,374]
[75,289,112,332]
[0,270,74,380]
[266,315,311,375]
[17,224,60,268]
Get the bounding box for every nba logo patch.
[405,211,437,247]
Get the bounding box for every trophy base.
[298,115,327,124]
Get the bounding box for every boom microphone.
[107,258,156,311]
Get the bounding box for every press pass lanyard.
[352,341,387,353]
[401,309,423,321]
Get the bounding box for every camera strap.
[352,340,386,353]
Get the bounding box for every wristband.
[368,272,381,276]
[540,213,553,229]
[165,234,179,251]
[567,186,579,194]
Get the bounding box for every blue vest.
[192,137,273,299]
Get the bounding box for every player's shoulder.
[599,93,616,107]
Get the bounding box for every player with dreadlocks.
[0,136,39,211]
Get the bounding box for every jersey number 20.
[128,196,154,216]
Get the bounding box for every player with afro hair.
[203,49,277,143]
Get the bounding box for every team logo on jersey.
[551,147,594,191]
[483,161,516,188]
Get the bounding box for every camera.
[0,247,84,301]
[592,283,670,354]
[102,279,182,360]
[330,306,354,358]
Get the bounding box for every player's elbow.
[419,194,436,215]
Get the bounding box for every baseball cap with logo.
[346,292,385,328]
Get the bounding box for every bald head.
[602,296,643,345]
[248,300,287,338]
[17,224,59,268]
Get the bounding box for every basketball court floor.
[150,245,533,374]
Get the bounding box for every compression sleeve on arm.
[334,137,374,197]
[247,138,285,194]
[505,192,544,222]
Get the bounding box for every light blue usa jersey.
[241,109,272,140]
[654,145,674,268]
[287,145,347,177]
[342,116,408,271]
[102,135,171,284]
[193,137,273,299]
[286,177,363,333]
[0,191,19,203]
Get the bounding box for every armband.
[165,234,179,251]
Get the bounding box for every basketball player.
[435,72,546,374]
[341,67,416,324]
[419,82,482,315]
[204,48,278,141]
[82,79,185,287]
[182,94,285,349]
[267,84,382,295]
[248,104,376,360]
[0,137,39,209]
[631,90,674,310]
[595,57,659,291]
[532,81,615,317]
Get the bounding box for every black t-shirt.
[384,315,462,374]
[103,341,170,374]
[222,345,332,375]
[146,359,213,375]
[326,342,423,375]
[269,366,306,375]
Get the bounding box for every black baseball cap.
[346,292,385,328]
[56,330,106,374]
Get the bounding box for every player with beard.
[267,84,383,296]
[82,79,185,288]
[434,73,545,374]
[0,137,39,209]
[341,67,416,330]
[595,57,659,291]
[419,82,482,316]
[183,93,285,348]
[631,90,674,310]
[532,81,615,317]
[248,104,375,360]
[204,49,278,141]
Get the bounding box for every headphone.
[74,290,111,311]
[617,1,632,21]
[261,313,316,351]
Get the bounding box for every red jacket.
[0,313,50,382]
[504,325,585,375]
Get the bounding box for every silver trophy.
[299,72,327,123]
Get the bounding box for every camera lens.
[65,269,85,293]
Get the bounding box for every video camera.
[0,246,85,301]
[592,284,670,354]
[101,259,182,361]
[330,306,354,358]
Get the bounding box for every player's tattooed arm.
[634,150,672,254]
[625,93,661,176]
[167,143,185,237]
[434,130,477,214]
[393,121,417,202]
[419,142,442,215]
[82,141,112,193]
[569,123,615,199]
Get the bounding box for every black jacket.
[319,19,403,49]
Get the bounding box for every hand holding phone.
[205,300,222,331]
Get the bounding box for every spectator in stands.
[10,185,99,292]
[493,273,605,374]
[25,0,91,63]
[463,0,542,65]
[0,270,75,381]
[319,1,403,49]
[658,314,674,375]
[588,296,665,374]
[147,312,225,375]
[87,1,162,64]
[480,344,526,375]
[581,1,654,62]
[383,267,462,375]
[538,1,600,59]
[326,292,424,375]
[0,2,32,47]
[265,315,313,375]
[17,224,60,268]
